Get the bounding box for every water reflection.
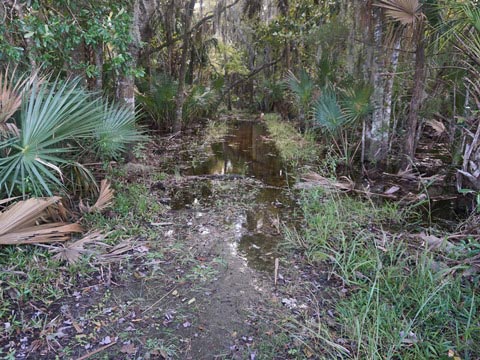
[189,121,296,271]
[192,121,287,187]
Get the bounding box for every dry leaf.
[80,179,114,213]
[384,186,400,195]
[426,119,446,136]
[375,0,423,25]
[417,232,455,253]
[51,232,104,264]
[120,343,137,355]
[0,197,82,245]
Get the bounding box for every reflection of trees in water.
[237,233,277,271]
[194,122,285,186]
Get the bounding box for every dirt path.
[2,120,330,359]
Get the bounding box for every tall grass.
[287,189,480,359]
[263,113,319,167]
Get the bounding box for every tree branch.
[218,58,281,102]
[145,0,241,57]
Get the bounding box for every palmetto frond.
[285,70,315,109]
[340,84,373,124]
[376,0,423,25]
[0,77,103,197]
[312,86,344,133]
[93,102,146,160]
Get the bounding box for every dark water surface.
[187,121,297,271]
[191,121,288,187]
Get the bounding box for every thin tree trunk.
[367,8,387,163]
[94,44,104,91]
[116,0,141,109]
[403,23,426,169]
[8,1,37,70]
[174,0,196,132]
[383,33,402,150]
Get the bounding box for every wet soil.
[2,120,327,359]
[3,118,469,359]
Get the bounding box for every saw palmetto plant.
[0,75,145,197]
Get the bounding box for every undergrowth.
[0,168,167,339]
[203,120,228,144]
[286,188,480,359]
[264,113,319,167]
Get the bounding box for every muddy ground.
[1,120,337,359]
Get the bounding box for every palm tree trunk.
[403,23,425,169]
[367,8,388,162]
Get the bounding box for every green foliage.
[138,74,177,130]
[340,83,373,123]
[258,79,286,111]
[288,189,480,359]
[183,85,218,122]
[312,85,344,132]
[0,77,102,196]
[286,69,315,113]
[92,103,146,161]
[264,113,319,166]
[211,42,249,76]
[1,1,134,79]
[313,83,373,133]
[0,74,145,197]
[294,188,399,255]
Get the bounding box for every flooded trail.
[6,119,318,360]
[138,121,300,359]
[170,121,297,271]
[94,119,304,359]
[157,120,299,358]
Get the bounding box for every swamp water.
[171,121,298,271]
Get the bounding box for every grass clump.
[203,120,228,144]
[264,113,319,167]
[288,189,480,359]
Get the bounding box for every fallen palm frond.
[296,172,355,191]
[0,196,21,206]
[0,197,82,245]
[51,231,105,264]
[98,241,136,263]
[79,179,114,213]
[0,223,83,245]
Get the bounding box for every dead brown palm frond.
[0,197,83,245]
[79,179,114,213]
[0,197,62,235]
[0,223,83,245]
[375,0,423,25]
[0,196,21,206]
[98,241,135,264]
[51,231,104,264]
[0,66,40,127]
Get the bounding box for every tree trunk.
[174,0,196,132]
[116,0,142,109]
[8,1,37,70]
[366,7,388,163]
[403,23,426,169]
[384,33,402,150]
[116,0,158,108]
[94,44,104,91]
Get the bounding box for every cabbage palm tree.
[375,0,426,168]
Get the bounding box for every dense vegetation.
[1,0,479,359]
